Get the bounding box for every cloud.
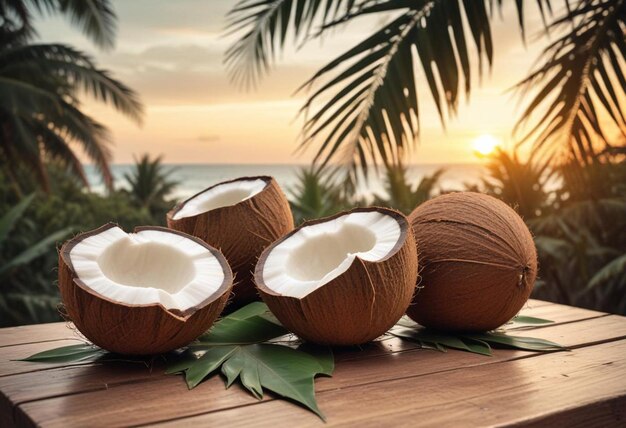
[102,43,317,106]
[196,134,220,143]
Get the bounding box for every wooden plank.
[9,315,626,428]
[0,300,588,377]
[0,339,89,377]
[510,302,605,329]
[150,339,626,427]
[0,300,554,349]
[0,300,603,402]
[0,323,82,349]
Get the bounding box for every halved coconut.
[407,192,537,332]
[254,207,418,346]
[58,224,232,355]
[167,176,293,308]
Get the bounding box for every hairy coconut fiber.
[254,208,418,346]
[407,192,537,332]
[167,176,293,309]
[58,224,233,355]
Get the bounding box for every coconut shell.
[254,207,418,346]
[58,224,233,355]
[406,192,537,332]
[167,176,293,310]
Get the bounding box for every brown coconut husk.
[167,176,293,310]
[58,224,233,355]
[407,192,537,332]
[254,207,418,346]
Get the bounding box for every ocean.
[84,163,486,201]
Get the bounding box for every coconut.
[58,224,232,355]
[406,192,537,332]
[254,207,418,346]
[167,176,293,308]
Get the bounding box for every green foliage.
[0,0,117,49]
[374,164,443,214]
[466,149,555,219]
[0,191,74,325]
[20,343,107,363]
[474,148,626,315]
[0,167,168,327]
[0,0,143,192]
[123,154,178,220]
[226,0,554,179]
[288,166,356,224]
[22,303,335,420]
[513,0,626,162]
[391,317,564,356]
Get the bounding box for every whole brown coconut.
[58,224,233,355]
[407,192,537,332]
[254,207,418,346]
[167,176,294,309]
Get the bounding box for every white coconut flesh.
[262,211,402,298]
[69,226,225,311]
[172,178,267,220]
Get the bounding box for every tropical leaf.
[171,343,332,419]
[0,194,35,243]
[391,327,493,356]
[225,0,550,179]
[513,0,626,162]
[224,0,358,87]
[22,302,334,419]
[54,0,117,50]
[464,332,565,352]
[19,343,106,363]
[510,315,554,325]
[197,302,289,345]
[391,321,565,356]
[0,35,143,191]
[587,253,626,291]
[0,226,74,276]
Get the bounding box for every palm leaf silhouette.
[226,0,553,179]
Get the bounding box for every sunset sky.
[35,0,553,165]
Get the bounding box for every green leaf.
[392,320,566,356]
[172,343,331,420]
[391,328,492,356]
[19,343,106,363]
[0,227,75,277]
[197,302,288,345]
[0,194,35,244]
[510,315,554,325]
[465,332,566,352]
[164,350,201,374]
[185,346,237,389]
[297,343,334,376]
[232,344,328,419]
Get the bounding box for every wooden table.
[1,299,625,427]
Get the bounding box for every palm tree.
[288,166,353,223]
[225,0,625,180]
[373,164,444,214]
[468,149,556,220]
[124,154,178,217]
[0,0,143,192]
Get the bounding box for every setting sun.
[472,134,502,156]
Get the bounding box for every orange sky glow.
[36,1,579,165]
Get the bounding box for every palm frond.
[298,0,497,178]
[226,0,553,177]
[12,0,117,49]
[513,0,626,163]
[0,42,143,190]
[224,0,358,88]
[0,44,143,123]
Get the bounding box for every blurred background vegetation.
[1,0,625,326]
